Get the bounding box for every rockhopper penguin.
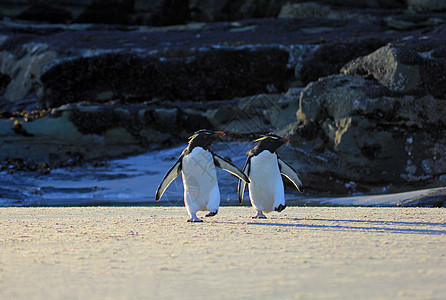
[156,129,250,222]
[238,133,303,219]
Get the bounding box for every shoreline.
[1,206,445,299]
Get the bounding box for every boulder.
[288,44,320,84]
[0,100,226,163]
[407,0,446,11]
[314,0,405,9]
[152,108,178,130]
[189,0,284,22]
[299,38,388,85]
[0,0,190,26]
[0,72,10,94]
[263,88,302,129]
[279,75,446,194]
[0,0,411,26]
[39,49,291,108]
[342,45,421,93]
[133,0,190,26]
[385,14,445,30]
[342,33,446,98]
[0,43,58,102]
[204,89,304,136]
[1,3,446,200]
[278,2,347,19]
[16,4,74,24]
[206,99,273,136]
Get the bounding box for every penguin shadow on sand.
[243,218,446,236]
[156,129,250,222]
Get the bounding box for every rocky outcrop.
[342,46,422,93]
[407,0,446,11]
[0,102,214,163]
[342,37,446,98]
[0,14,403,110]
[278,75,446,194]
[1,2,446,196]
[0,0,190,26]
[3,1,445,27]
[299,38,388,85]
[40,49,291,108]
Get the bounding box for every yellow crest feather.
[188,133,199,141]
[253,136,268,142]
[253,134,279,142]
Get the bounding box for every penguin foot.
[187,218,203,222]
[252,211,267,219]
[274,204,287,212]
[205,210,218,217]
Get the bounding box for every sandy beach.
[1,206,445,299]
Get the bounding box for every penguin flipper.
[213,154,250,183]
[277,157,304,192]
[155,157,183,201]
[237,158,251,204]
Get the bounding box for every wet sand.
[1,207,445,299]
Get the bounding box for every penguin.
[156,129,250,222]
[238,133,303,219]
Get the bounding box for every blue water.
[2,141,443,207]
[1,142,299,207]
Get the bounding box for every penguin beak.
[214,131,225,138]
[281,137,290,143]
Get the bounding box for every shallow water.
[1,142,300,207]
[1,142,443,207]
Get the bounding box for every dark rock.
[315,0,406,9]
[342,29,446,98]
[420,59,446,99]
[0,0,411,26]
[300,38,388,85]
[74,1,135,25]
[0,0,190,26]
[141,0,190,26]
[0,101,220,162]
[407,0,446,11]
[398,188,446,207]
[177,108,213,134]
[0,72,11,94]
[68,106,142,136]
[40,49,291,108]
[12,120,33,137]
[279,74,446,194]
[1,3,446,199]
[17,4,73,24]
[385,14,445,30]
[0,103,168,162]
[0,109,13,118]
[0,43,57,103]
[0,14,409,109]
[189,0,284,22]
[342,45,422,93]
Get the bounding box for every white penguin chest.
[249,151,281,184]
[248,151,284,212]
[181,147,218,200]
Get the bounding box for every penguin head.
[187,129,225,150]
[252,133,290,154]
